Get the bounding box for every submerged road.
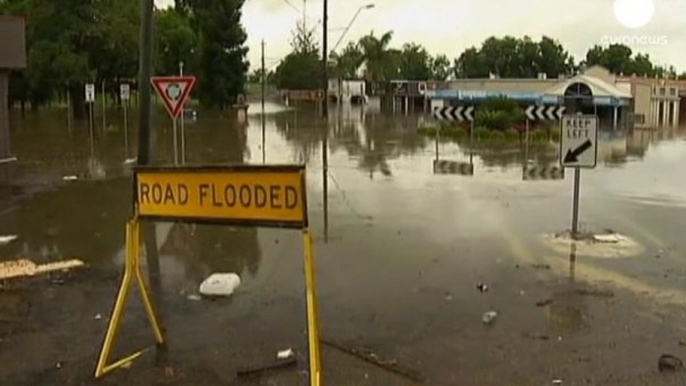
[1,105,686,385]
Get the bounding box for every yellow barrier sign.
[134,166,307,228]
[98,164,321,386]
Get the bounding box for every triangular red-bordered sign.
[151,76,196,119]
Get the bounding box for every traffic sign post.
[432,105,476,176]
[120,83,130,157]
[560,115,598,237]
[85,83,96,153]
[151,76,196,166]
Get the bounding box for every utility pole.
[322,0,328,119]
[261,40,265,114]
[137,0,165,344]
[261,40,266,164]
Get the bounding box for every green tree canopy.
[274,21,322,90]
[454,36,574,78]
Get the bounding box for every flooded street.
[2,103,686,385]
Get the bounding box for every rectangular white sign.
[85,83,95,103]
[560,115,598,168]
[120,83,130,101]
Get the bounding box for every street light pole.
[322,0,328,119]
[332,4,375,53]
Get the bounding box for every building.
[423,66,684,129]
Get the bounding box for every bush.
[473,126,490,140]
[443,127,468,139]
[550,128,561,142]
[488,130,506,142]
[529,129,547,143]
[504,128,520,141]
[418,125,439,137]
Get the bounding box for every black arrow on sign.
[564,139,593,163]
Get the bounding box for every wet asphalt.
[1,103,686,385]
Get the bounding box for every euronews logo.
[600,0,668,46]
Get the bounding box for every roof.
[545,75,632,99]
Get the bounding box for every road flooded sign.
[560,115,598,168]
[134,165,307,228]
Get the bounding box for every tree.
[274,20,321,90]
[454,47,487,78]
[536,36,574,77]
[191,0,249,109]
[358,31,399,82]
[398,43,431,80]
[155,8,197,77]
[430,55,451,80]
[330,42,364,79]
[453,36,573,79]
[584,44,667,77]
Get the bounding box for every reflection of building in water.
[625,129,654,157]
[159,222,262,286]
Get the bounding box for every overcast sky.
[155,0,686,73]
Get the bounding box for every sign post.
[120,83,130,157]
[96,165,322,386]
[560,115,598,237]
[431,106,475,176]
[151,76,196,165]
[523,105,566,181]
[85,83,96,153]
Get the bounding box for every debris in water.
[277,348,294,359]
[62,175,78,181]
[445,294,453,301]
[237,357,297,378]
[0,235,18,246]
[659,354,684,372]
[0,259,85,280]
[552,379,562,385]
[531,263,551,270]
[593,233,626,244]
[94,314,102,320]
[187,294,201,301]
[524,332,550,341]
[536,299,553,307]
[482,311,498,325]
[476,283,489,293]
[123,158,137,165]
[56,362,62,369]
[199,273,241,296]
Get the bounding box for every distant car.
[183,108,197,121]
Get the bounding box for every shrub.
[550,128,561,142]
[444,127,468,139]
[418,126,439,137]
[473,126,490,140]
[488,130,506,142]
[504,128,520,141]
[529,129,547,143]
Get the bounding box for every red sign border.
[150,76,196,119]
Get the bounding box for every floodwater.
[2,102,686,385]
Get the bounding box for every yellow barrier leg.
[303,229,322,386]
[95,220,137,378]
[132,220,165,344]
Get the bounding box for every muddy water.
[2,103,686,385]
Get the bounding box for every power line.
[281,0,300,14]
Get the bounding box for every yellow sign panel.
[134,166,307,227]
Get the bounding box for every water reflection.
[159,223,262,287]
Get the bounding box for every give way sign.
[151,76,196,119]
